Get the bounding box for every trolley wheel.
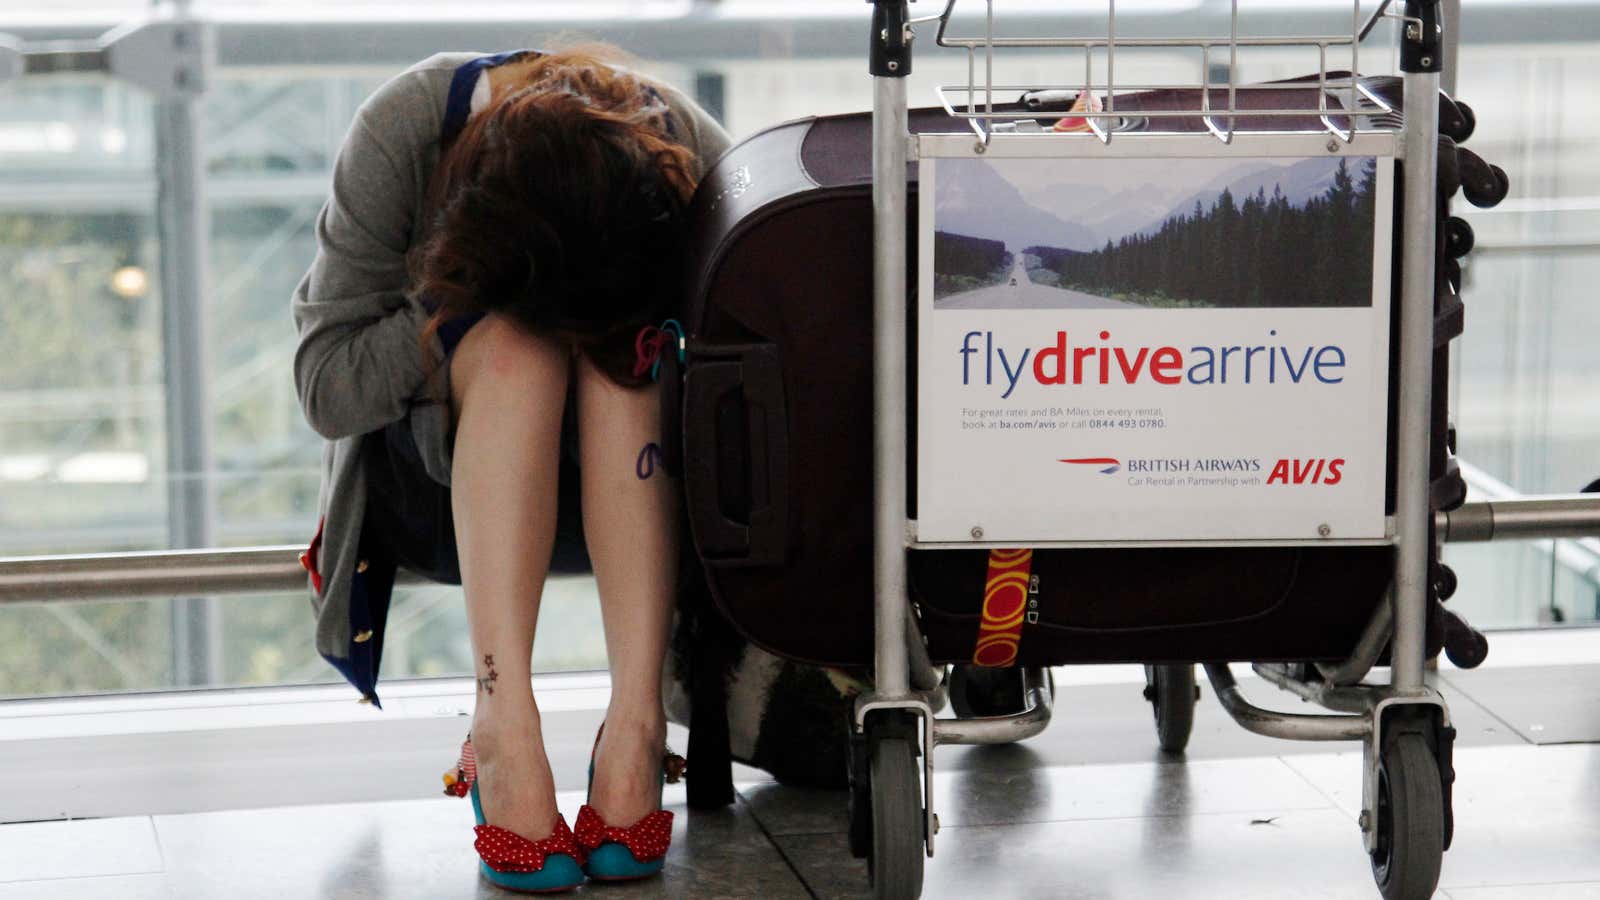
[1441,609,1491,670]
[1370,732,1446,900]
[1444,216,1475,258]
[868,735,925,900]
[1143,664,1198,754]
[1439,97,1474,143]
[848,758,872,859]
[1436,137,1461,199]
[1453,99,1477,143]
[948,664,1026,718]
[1432,562,1459,601]
[1461,157,1510,209]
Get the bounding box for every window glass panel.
[1442,42,1600,628]
[5,5,1600,701]
[0,78,162,556]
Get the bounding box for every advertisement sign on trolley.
[916,142,1395,544]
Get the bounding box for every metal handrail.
[1437,494,1600,544]
[4,494,1598,604]
[0,546,427,604]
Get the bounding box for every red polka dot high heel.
[442,733,586,894]
[573,724,685,881]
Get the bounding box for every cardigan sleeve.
[291,69,447,441]
[654,78,733,181]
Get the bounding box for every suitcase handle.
[682,343,789,567]
[657,346,683,478]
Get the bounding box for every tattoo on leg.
[478,653,498,695]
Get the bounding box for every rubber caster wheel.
[1443,257,1462,294]
[1432,562,1459,601]
[1370,732,1445,900]
[1436,137,1461,198]
[1444,216,1474,258]
[1452,99,1477,143]
[848,760,871,859]
[1461,156,1510,209]
[1442,609,1490,670]
[1439,96,1475,143]
[868,736,924,900]
[1143,664,1198,754]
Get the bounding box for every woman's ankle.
[468,704,560,837]
[588,706,669,823]
[601,700,666,739]
[472,688,541,740]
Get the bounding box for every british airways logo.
[1060,457,1120,474]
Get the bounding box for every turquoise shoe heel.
[444,734,586,894]
[584,840,666,881]
[573,725,683,881]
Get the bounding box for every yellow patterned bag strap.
[973,549,1034,667]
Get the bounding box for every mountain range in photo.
[936,156,1353,254]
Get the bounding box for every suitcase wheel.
[947,664,1027,718]
[1143,664,1199,754]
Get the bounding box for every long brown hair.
[409,47,700,385]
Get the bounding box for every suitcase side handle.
[657,346,683,477]
[682,343,789,567]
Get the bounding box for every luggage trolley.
[853,2,1464,898]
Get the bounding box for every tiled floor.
[4,664,1598,899]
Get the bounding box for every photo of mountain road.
[932,154,1379,310]
[936,253,1140,309]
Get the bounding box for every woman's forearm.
[293,290,438,440]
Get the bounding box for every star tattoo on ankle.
[478,653,498,695]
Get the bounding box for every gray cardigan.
[291,52,731,704]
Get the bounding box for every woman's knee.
[449,314,569,406]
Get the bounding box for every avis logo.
[1060,457,1121,475]
[1267,458,1345,485]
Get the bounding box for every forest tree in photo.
[1026,157,1379,309]
[934,231,1015,299]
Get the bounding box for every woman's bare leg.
[449,314,570,840]
[575,351,677,826]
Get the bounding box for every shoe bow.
[473,816,585,874]
[573,804,675,863]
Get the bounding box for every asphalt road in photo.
[937,257,1143,310]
